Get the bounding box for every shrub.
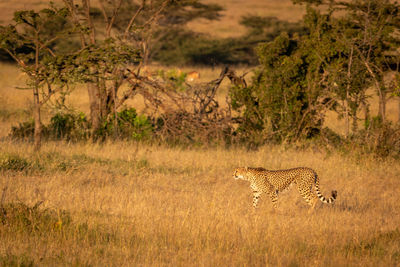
[230,32,326,144]
[9,109,152,142]
[10,112,90,141]
[101,108,153,141]
[48,112,90,140]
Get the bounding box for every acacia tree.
[0,6,77,151]
[65,0,225,136]
[62,0,149,136]
[230,9,341,143]
[294,0,400,123]
[0,1,143,149]
[232,0,400,144]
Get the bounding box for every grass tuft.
[0,201,71,233]
[0,153,31,172]
[0,254,35,267]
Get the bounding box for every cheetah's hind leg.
[308,196,319,213]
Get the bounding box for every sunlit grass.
[0,140,399,265]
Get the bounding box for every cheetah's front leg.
[268,190,278,209]
[252,191,262,208]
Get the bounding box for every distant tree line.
[0,0,305,66]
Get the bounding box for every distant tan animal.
[185,71,200,82]
[141,66,154,80]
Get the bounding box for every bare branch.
[82,0,96,44]
[142,0,170,28]
[123,3,144,39]
[99,0,123,38]
[63,0,87,47]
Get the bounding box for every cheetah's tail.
[315,178,337,204]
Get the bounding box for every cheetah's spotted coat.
[233,167,337,210]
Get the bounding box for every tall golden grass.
[0,140,399,266]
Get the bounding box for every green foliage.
[9,109,152,142]
[232,1,400,147]
[10,112,90,141]
[49,112,90,140]
[155,30,256,65]
[0,6,72,63]
[72,39,140,82]
[101,108,153,141]
[231,28,328,143]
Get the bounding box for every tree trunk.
[398,96,400,124]
[33,88,42,152]
[364,102,370,128]
[98,79,114,120]
[344,100,349,138]
[352,112,358,133]
[33,33,42,152]
[87,83,101,135]
[87,81,114,137]
[378,88,386,122]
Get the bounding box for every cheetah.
[233,167,337,210]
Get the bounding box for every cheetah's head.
[233,167,248,180]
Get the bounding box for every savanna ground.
[1,0,400,265]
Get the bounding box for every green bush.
[10,112,90,141]
[9,109,152,142]
[230,32,325,144]
[101,108,153,141]
[49,112,90,140]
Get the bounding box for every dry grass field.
[1,139,400,266]
[0,62,400,266]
